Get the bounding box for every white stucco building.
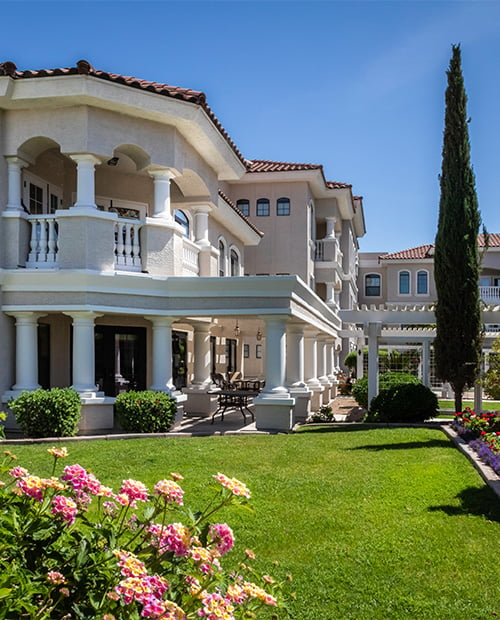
[0,59,365,432]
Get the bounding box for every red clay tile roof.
[218,190,263,237]
[247,159,352,190]
[0,59,246,166]
[381,234,500,260]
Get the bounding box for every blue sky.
[2,0,500,252]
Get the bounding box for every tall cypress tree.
[434,44,482,413]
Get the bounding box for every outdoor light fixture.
[107,157,119,166]
[233,320,241,337]
[256,327,263,341]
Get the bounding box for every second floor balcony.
[480,286,500,304]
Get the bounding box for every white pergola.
[340,303,500,410]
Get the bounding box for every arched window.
[236,199,250,217]
[417,270,428,294]
[174,210,190,238]
[230,248,240,276]
[365,273,381,297]
[399,271,410,295]
[276,197,290,216]
[256,198,270,216]
[218,238,226,277]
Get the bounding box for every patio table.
[208,390,258,424]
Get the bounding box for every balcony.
[480,286,500,304]
[25,214,142,272]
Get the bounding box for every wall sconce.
[107,156,119,166]
[256,327,263,341]
[233,320,241,337]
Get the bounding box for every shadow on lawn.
[428,486,500,522]
[348,438,452,451]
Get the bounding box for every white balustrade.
[26,215,59,268]
[182,237,200,276]
[480,286,500,303]
[313,238,343,263]
[115,219,142,271]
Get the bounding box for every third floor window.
[256,198,270,216]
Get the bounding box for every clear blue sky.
[2,0,500,252]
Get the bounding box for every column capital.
[5,155,30,168]
[145,315,176,327]
[67,153,102,167]
[6,311,47,323]
[148,167,177,180]
[62,311,103,323]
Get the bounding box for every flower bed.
[452,408,500,475]
[0,448,288,619]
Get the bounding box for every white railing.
[480,286,500,304]
[182,238,200,276]
[115,219,142,271]
[26,215,59,268]
[313,238,342,263]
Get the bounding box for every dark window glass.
[219,240,226,276]
[277,197,290,216]
[417,271,428,294]
[256,198,270,216]
[236,199,250,217]
[29,183,43,214]
[365,274,381,296]
[399,271,410,294]
[230,249,239,276]
[226,338,237,374]
[174,210,189,238]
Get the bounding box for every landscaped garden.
[2,427,499,619]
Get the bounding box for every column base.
[253,394,296,432]
[288,388,311,423]
[182,387,219,417]
[308,385,325,411]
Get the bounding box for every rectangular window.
[417,271,428,294]
[365,274,381,296]
[399,272,410,295]
[277,197,290,216]
[256,198,270,216]
[256,344,262,359]
[243,344,250,358]
[226,338,237,374]
[29,183,44,214]
[237,199,250,217]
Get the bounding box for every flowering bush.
[307,406,335,423]
[0,448,289,619]
[452,408,500,475]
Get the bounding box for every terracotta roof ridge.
[218,189,263,237]
[0,59,245,166]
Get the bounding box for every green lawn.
[5,428,500,619]
[438,399,500,412]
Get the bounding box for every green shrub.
[343,350,358,373]
[352,372,419,409]
[10,388,81,438]
[367,383,438,423]
[483,369,500,400]
[115,390,176,433]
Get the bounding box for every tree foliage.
[434,44,482,413]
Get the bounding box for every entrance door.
[95,326,146,396]
[172,330,187,390]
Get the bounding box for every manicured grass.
[438,399,500,411]
[5,428,500,619]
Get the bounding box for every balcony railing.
[480,286,500,303]
[182,237,200,276]
[25,214,143,272]
[26,215,59,268]
[114,219,142,271]
[313,238,342,263]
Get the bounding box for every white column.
[9,312,46,391]
[304,332,320,388]
[367,322,382,407]
[286,324,306,388]
[327,341,336,382]
[356,337,364,378]
[421,340,431,388]
[261,316,289,397]
[5,156,29,211]
[64,311,102,395]
[317,337,329,385]
[146,316,176,393]
[325,216,336,238]
[192,323,212,388]
[149,169,176,220]
[69,154,101,209]
[193,205,211,247]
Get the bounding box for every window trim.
[398,270,411,296]
[365,273,382,297]
[416,269,429,295]
[174,209,191,238]
[218,236,227,277]
[256,198,270,217]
